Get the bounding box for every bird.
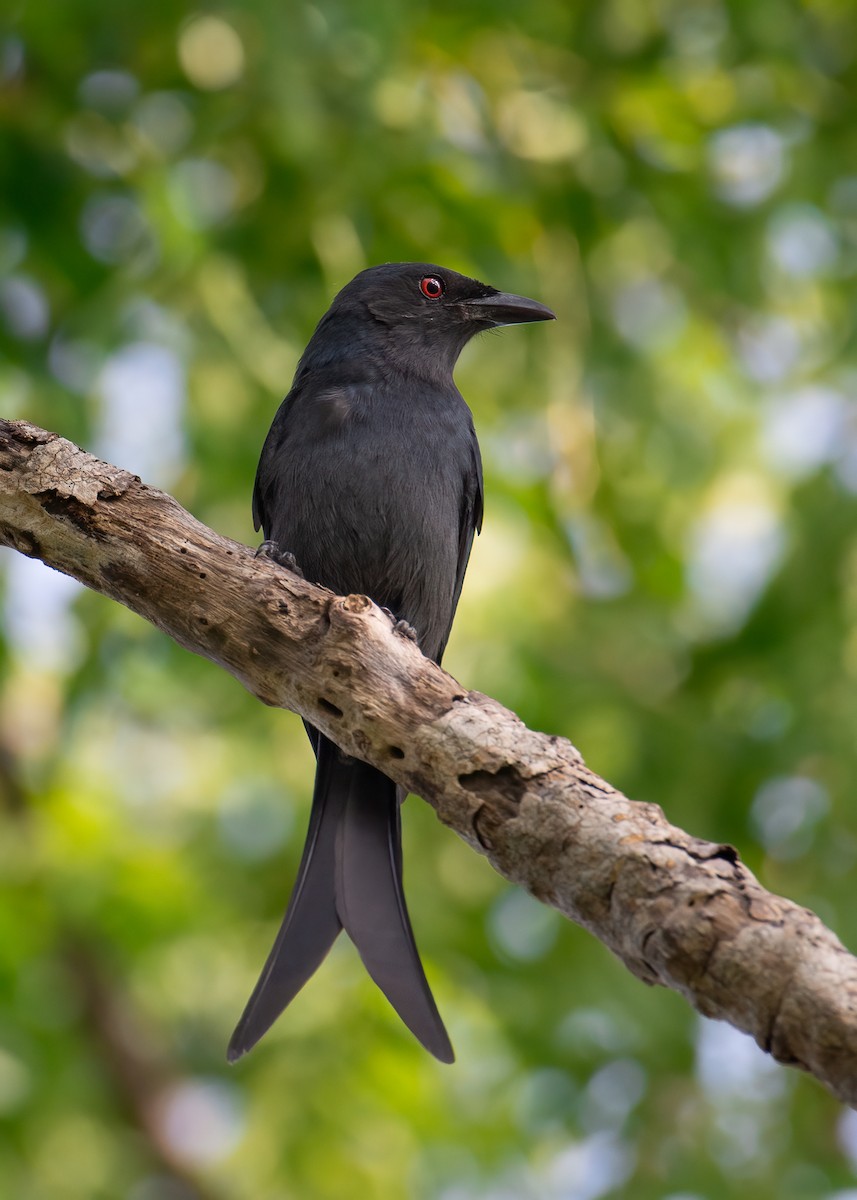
[227,262,554,1064]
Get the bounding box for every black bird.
[228,262,554,1064]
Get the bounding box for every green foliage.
[2,0,857,1195]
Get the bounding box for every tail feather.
[336,758,455,1063]
[226,741,344,1062]
[228,733,454,1064]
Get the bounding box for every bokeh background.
[2,1,857,1197]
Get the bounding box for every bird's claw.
[381,607,418,643]
[255,540,305,578]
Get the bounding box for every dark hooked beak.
[462,291,556,327]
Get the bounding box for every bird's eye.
[420,275,445,299]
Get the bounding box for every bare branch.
[1,417,855,1106]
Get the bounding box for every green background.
[2,1,857,1197]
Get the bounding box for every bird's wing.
[252,388,300,534]
[436,428,483,665]
[253,383,365,535]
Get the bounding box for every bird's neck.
[294,312,466,391]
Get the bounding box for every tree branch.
[1,417,855,1107]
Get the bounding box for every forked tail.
[227,734,453,1063]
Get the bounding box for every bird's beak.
[463,291,556,327]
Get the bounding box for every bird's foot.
[381,608,419,643]
[255,540,305,578]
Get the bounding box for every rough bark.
[1,417,855,1106]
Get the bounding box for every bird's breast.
[259,381,472,653]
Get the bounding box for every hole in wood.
[318,698,343,718]
[388,746,405,760]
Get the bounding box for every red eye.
[420,275,444,299]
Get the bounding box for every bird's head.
[304,262,555,380]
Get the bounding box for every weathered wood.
[1,417,855,1105]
